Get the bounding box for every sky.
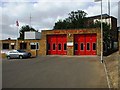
[0,0,120,40]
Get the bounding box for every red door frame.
[47,35,67,55]
[91,34,97,55]
[85,34,92,55]
[79,35,86,55]
[74,34,97,55]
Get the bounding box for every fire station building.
[1,14,119,56]
[39,28,101,56]
[1,28,101,56]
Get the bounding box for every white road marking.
[103,60,111,88]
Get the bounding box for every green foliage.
[18,25,37,40]
[53,10,111,50]
[89,20,111,49]
[53,10,87,29]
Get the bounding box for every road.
[2,56,108,88]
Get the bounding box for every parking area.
[2,56,108,88]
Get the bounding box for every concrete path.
[2,56,108,88]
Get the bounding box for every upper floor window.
[2,43,9,49]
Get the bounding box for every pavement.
[104,51,119,88]
[2,56,108,88]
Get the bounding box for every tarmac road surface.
[2,56,108,88]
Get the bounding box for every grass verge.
[104,51,119,88]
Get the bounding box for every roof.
[87,14,117,19]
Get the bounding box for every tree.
[18,25,37,40]
[53,10,87,29]
[88,20,111,51]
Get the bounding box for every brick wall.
[40,28,101,56]
[1,39,40,57]
[1,28,102,56]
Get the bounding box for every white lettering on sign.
[11,43,15,45]
[67,42,73,46]
[30,43,36,45]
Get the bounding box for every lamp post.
[16,20,19,50]
[95,0,103,63]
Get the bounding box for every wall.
[25,31,41,40]
[88,16,117,42]
[35,32,41,39]
[40,28,101,56]
[25,32,35,39]
[1,28,101,56]
[94,18,111,28]
[1,39,40,57]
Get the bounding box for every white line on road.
[103,60,111,88]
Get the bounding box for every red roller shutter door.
[47,35,67,55]
[74,34,97,55]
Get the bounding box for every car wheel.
[19,55,23,59]
[7,56,10,59]
[28,53,31,57]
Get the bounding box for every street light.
[16,20,19,50]
[94,0,103,63]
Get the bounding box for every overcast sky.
[0,0,120,40]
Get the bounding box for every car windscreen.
[17,50,26,52]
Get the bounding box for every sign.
[30,43,36,45]
[11,43,15,45]
[67,42,73,46]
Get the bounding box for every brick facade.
[1,39,40,57]
[40,28,101,56]
[87,14,118,42]
[1,28,102,56]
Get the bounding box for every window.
[58,44,61,50]
[10,51,18,53]
[17,50,25,52]
[74,43,78,50]
[20,43,27,49]
[93,43,96,50]
[36,43,39,50]
[3,43,9,49]
[80,43,84,50]
[87,43,90,50]
[53,43,56,50]
[47,43,50,50]
[9,51,14,53]
[11,45,14,49]
[30,42,39,50]
[31,45,36,49]
[64,43,67,50]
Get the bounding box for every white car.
[6,50,31,59]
